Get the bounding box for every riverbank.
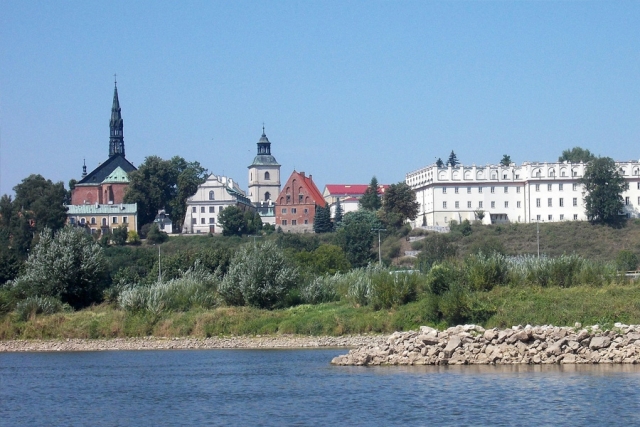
[331,323,640,365]
[0,334,387,352]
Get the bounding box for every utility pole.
[372,228,386,265]
[248,235,262,247]
[158,244,162,282]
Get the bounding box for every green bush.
[416,234,458,272]
[425,262,460,295]
[616,250,638,272]
[369,270,420,310]
[438,282,471,325]
[146,224,169,244]
[219,241,299,309]
[465,252,509,291]
[15,296,70,321]
[300,275,340,304]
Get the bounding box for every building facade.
[276,171,325,232]
[322,184,389,218]
[66,203,138,235]
[405,161,640,228]
[183,174,256,234]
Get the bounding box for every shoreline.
[0,334,387,353]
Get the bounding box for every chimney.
[300,171,305,177]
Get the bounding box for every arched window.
[264,172,270,180]
[209,191,215,200]
[102,218,107,226]
[264,192,270,201]
[91,217,96,225]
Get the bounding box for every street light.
[372,228,386,265]
[155,244,162,282]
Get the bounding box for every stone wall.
[331,323,640,366]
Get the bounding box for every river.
[1,349,640,426]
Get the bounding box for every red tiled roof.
[278,170,326,207]
[324,184,389,196]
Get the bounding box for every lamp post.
[155,244,162,282]
[372,228,386,265]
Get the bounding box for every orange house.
[275,171,325,232]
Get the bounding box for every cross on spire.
[114,73,117,86]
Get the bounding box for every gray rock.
[589,336,612,350]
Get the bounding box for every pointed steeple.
[82,159,87,178]
[257,126,271,156]
[109,79,125,157]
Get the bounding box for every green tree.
[359,176,382,211]
[13,174,68,233]
[447,151,459,167]
[380,182,419,229]
[146,223,169,244]
[218,206,246,236]
[336,210,382,267]
[168,157,208,231]
[334,198,343,225]
[500,155,511,166]
[244,210,263,235]
[9,227,108,309]
[218,241,299,309]
[616,250,638,272]
[580,157,628,225]
[111,225,128,246]
[416,233,458,272]
[436,158,444,168]
[313,203,334,233]
[559,147,596,163]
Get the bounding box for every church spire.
[109,79,125,157]
[257,126,271,156]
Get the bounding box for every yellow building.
[66,203,138,235]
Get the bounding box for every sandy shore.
[0,334,387,352]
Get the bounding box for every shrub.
[369,270,420,310]
[438,282,471,325]
[416,234,458,272]
[345,269,372,307]
[15,296,70,321]
[111,225,128,246]
[127,230,141,245]
[465,252,509,291]
[219,241,299,309]
[425,262,460,295]
[146,224,169,244]
[300,275,340,304]
[616,250,638,272]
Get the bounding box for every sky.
[1,1,639,197]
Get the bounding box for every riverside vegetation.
[2,220,640,340]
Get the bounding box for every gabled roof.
[278,170,325,206]
[102,166,130,183]
[324,184,389,197]
[77,154,136,185]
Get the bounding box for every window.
[491,187,495,193]
[574,214,578,220]
[559,184,563,191]
[560,214,564,220]
[292,220,297,225]
[455,187,459,194]
[548,184,552,191]
[281,208,287,214]
[573,183,578,191]
[536,198,541,207]
[443,201,447,208]
[123,217,128,224]
[286,195,291,203]
[479,187,483,193]
[201,218,205,224]
[209,206,215,213]
[304,220,308,224]
[91,217,96,225]
[467,201,472,208]
[209,191,215,201]
[467,187,471,193]
[517,201,521,208]
[192,207,196,213]
[548,215,553,221]
[112,217,118,224]
[516,187,521,193]
[638,182,640,190]
[504,201,509,208]
[491,201,495,208]
[626,197,630,206]
[504,187,508,193]
[264,192,271,201]
[548,198,552,207]
[537,215,541,221]
[455,201,459,208]
[291,208,297,214]
[559,198,564,207]
[443,188,447,194]
[299,194,303,203]
[281,220,287,225]
[264,171,270,180]
[191,218,196,225]
[503,174,508,179]
[478,201,483,208]
[209,218,215,224]
[201,207,205,213]
[638,197,640,205]
[573,198,578,207]
[536,184,540,191]
[304,208,308,214]
[219,206,223,212]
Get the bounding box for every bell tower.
[109,79,125,157]
[248,127,281,204]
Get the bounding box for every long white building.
[405,161,640,228]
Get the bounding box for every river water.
[1,349,640,426]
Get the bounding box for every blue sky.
[1,1,639,196]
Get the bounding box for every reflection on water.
[1,349,640,426]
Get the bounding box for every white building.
[405,161,640,228]
[183,174,256,234]
[322,184,389,219]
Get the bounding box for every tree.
[168,156,208,231]
[500,155,511,166]
[336,210,382,267]
[111,225,128,246]
[218,206,246,236]
[447,151,459,167]
[244,211,263,235]
[313,203,333,233]
[146,223,169,244]
[13,174,68,233]
[380,182,419,229]
[416,233,458,272]
[334,198,343,225]
[9,227,108,309]
[474,209,485,222]
[218,241,299,309]
[559,147,596,163]
[581,157,628,225]
[359,176,382,211]
[436,158,444,168]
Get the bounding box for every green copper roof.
[66,203,138,215]
[102,166,130,183]
[249,155,280,166]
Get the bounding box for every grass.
[3,282,640,339]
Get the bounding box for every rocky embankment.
[331,324,640,366]
[0,334,386,352]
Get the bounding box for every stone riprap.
[331,323,640,366]
[0,334,386,353]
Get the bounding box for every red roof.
[278,170,326,207]
[324,184,389,196]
